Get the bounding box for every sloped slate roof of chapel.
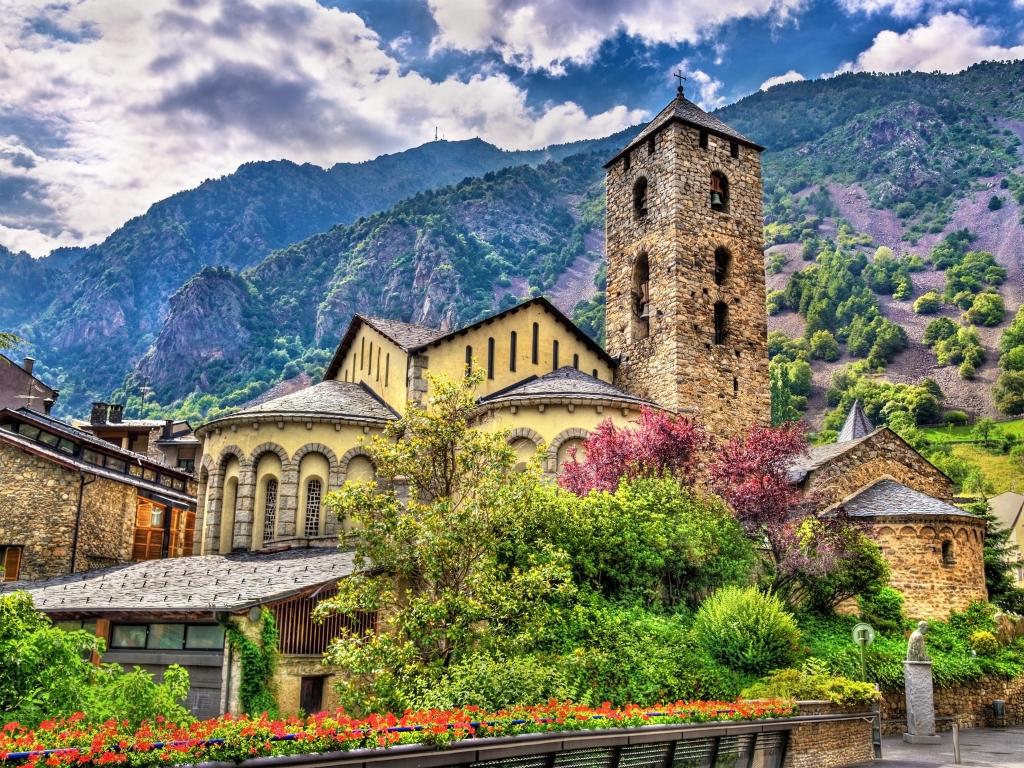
[605,89,763,168]
[837,479,976,521]
[2,548,357,615]
[325,297,615,380]
[200,380,397,432]
[479,367,654,407]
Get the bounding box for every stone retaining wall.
[785,702,874,768]
[881,675,1024,734]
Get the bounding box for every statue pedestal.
[903,660,942,744]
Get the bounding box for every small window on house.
[633,177,648,217]
[699,130,708,149]
[710,172,729,212]
[552,340,559,370]
[592,369,599,379]
[106,456,126,473]
[623,152,631,172]
[714,247,731,286]
[647,135,656,155]
[376,346,381,381]
[714,301,729,345]
[733,376,739,395]
[573,354,579,369]
[509,331,517,371]
[111,625,148,649]
[1,546,22,581]
[632,252,650,340]
[487,337,495,379]
[263,478,278,545]
[385,353,390,387]
[730,141,739,159]
[304,479,322,538]
[368,342,374,377]
[532,323,539,364]
[942,540,955,565]
[360,338,365,370]
[465,345,473,375]
[147,623,185,650]
[185,625,225,650]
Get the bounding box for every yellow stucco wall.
[331,324,409,413]
[422,302,614,402]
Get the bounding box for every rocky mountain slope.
[5,62,1024,424]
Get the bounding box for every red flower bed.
[0,700,794,767]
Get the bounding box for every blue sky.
[1,0,1023,257]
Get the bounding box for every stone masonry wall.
[275,656,342,717]
[869,516,987,619]
[606,115,770,437]
[881,674,1024,734]
[0,442,79,579]
[784,702,874,768]
[78,476,137,570]
[806,429,954,506]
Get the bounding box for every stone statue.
[907,621,930,662]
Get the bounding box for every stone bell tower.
[605,85,770,436]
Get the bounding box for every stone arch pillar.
[547,427,589,475]
[278,461,299,538]
[203,469,224,555]
[232,459,256,551]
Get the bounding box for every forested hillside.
[3,61,1023,427]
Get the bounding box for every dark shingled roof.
[3,548,357,614]
[786,431,878,483]
[479,367,654,407]
[238,380,396,420]
[199,381,397,432]
[838,400,874,443]
[360,316,443,349]
[606,88,762,167]
[838,479,976,520]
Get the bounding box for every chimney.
[90,402,109,425]
[22,357,34,376]
[108,403,124,423]
[43,397,55,416]
[162,419,174,439]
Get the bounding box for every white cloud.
[838,13,1024,74]
[0,0,647,256]
[680,66,728,110]
[837,0,933,18]
[427,0,808,74]
[759,69,805,90]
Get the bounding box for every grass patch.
[946,444,1021,494]
[921,418,1024,444]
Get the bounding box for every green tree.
[913,291,942,314]
[316,372,573,715]
[989,195,1004,211]
[963,291,1005,327]
[809,330,841,361]
[924,317,958,346]
[972,418,997,447]
[995,370,1024,416]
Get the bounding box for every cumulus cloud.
[759,69,805,90]
[838,13,1024,74]
[427,0,807,74]
[681,67,728,110]
[0,0,646,255]
[837,0,935,18]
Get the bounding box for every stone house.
[75,401,201,475]
[4,548,360,718]
[0,407,196,582]
[0,354,58,414]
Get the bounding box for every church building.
[12,86,988,720]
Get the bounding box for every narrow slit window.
[360,338,365,370]
[368,342,374,376]
[573,354,579,369]
[714,302,729,345]
[465,345,473,375]
[531,323,539,364]
[647,135,655,155]
[714,247,731,286]
[733,376,739,395]
[509,331,517,371]
[633,177,648,217]
[623,152,631,172]
[375,346,381,381]
[592,369,599,379]
[699,130,708,149]
[730,141,739,158]
[942,540,955,565]
[552,340,559,370]
[304,479,322,538]
[710,172,729,212]
[487,337,495,379]
[385,353,390,387]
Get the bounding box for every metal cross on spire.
[674,69,686,96]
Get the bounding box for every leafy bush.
[913,291,942,314]
[802,531,889,614]
[969,630,999,657]
[858,587,906,634]
[944,410,969,426]
[740,668,879,706]
[692,587,801,675]
[995,371,1024,416]
[924,317,958,345]
[989,195,1004,211]
[963,291,1005,327]
[809,330,840,361]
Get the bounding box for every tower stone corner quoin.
[604,92,770,436]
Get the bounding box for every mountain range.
[3,60,1023,426]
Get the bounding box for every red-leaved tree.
[709,423,851,596]
[558,408,706,495]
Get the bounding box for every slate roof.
[3,548,357,615]
[606,88,763,168]
[360,316,443,349]
[201,381,398,430]
[786,431,878,483]
[479,367,654,407]
[838,479,977,520]
[838,400,874,443]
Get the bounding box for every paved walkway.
[849,728,1024,767]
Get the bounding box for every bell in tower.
[603,83,771,436]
